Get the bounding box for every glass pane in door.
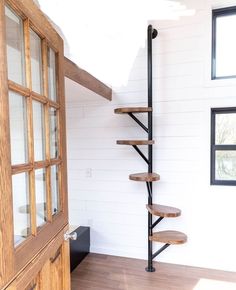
[5,6,26,85]
[12,172,30,246]
[35,168,47,228]
[33,101,45,161]
[9,91,28,165]
[49,107,59,159]
[30,29,43,94]
[51,165,60,215]
[48,47,57,101]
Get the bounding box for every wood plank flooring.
[71,253,236,290]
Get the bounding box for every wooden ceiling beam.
[64,57,112,101]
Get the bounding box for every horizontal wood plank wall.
[66,0,236,272]
[64,57,112,101]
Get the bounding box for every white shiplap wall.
[66,0,236,271]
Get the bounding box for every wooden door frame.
[0,0,69,288]
[0,1,15,287]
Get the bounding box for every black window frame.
[212,6,236,80]
[211,107,236,186]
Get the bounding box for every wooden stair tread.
[114,107,152,114]
[146,204,181,217]
[129,172,160,182]
[117,140,154,145]
[150,231,187,245]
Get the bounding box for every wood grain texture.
[61,236,71,290]
[129,172,160,182]
[31,91,48,104]
[23,19,32,90]
[50,247,63,290]
[64,57,112,101]
[0,1,15,287]
[58,39,69,230]
[15,212,67,273]
[12,164,33,175]
[114,107,152,114]
[2,0,70,289]
[146,204,181,217]
[39,260,51,290]
[150,230,187,244]
[6,227,69,290]
[71,253,236,290]
[117,140,154,145]
[29,169,37,237]
[8,80,30,97]
[5,0,69,278]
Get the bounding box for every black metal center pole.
[145,24,157,273]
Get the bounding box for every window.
[5,5,62,247]
[212,7,236,79]
[211,108,236,185]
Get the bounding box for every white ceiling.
[37,0,194,86]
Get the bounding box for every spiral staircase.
[114,25,187,272]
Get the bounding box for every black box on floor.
[70,226,90,272]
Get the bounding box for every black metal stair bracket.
[151,217,164,230]
[152,243,170,260]
[128,113,149,133]
[132,145,149,164]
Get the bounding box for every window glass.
[215,113,236,145]
[30,29,43,94]
[49,107,59,159]
[33,101,45,161]
[5,6,26,85]
[211,108,236,185]
[51,165,60,215]
[213,9,236,78]
[215,151,236,181]
[9,91,28,165]
[35,168,47,228]
[48,47,57,101]
[12,172,30,246]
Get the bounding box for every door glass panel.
[33,101,45,161]
[12,172,30,246]
[51,165,60,215]
[5,5,25,86]
[30,29,43,94]
[35,168,47,228]
[50,107,59,159]
[9,91,28,165]
[215,151,236,181]
[48,47,57,101]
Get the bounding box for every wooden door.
[5,229,70,290]
[0,0,70,289]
